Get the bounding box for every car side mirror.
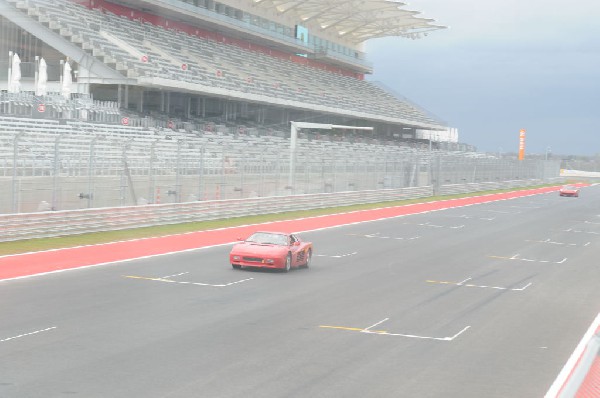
[237,237,244,241]
[293,241,301,246]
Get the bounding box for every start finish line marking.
[426,277,532,292]
[124,275,253,287]
[320,318,470,342]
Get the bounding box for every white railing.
[0,179,559,242]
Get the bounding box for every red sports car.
[229,231,313,272]
[559,185,580,197]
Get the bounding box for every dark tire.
[302,249,312,268]
[283,254,292,273]
[232,264,241,270]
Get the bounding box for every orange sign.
[518,129,526,160]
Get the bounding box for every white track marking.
[545,312,600,398]
[563,228,600,235]
[362,324,471,341]
[427,279,532,291]
[403,222,464,229]
[316,252,357,258]
[449,215,495,221]
[518,282,533,291]
[489,254,567,264]
[347,233,421,241]
[362,318,390,332]
[446,326,472,341]
[124,275,253,287]
[321,321,471,341]
[417,222,443,228]
[188,278,254,287]
[161,272,189,279]
[526,239,589,247]
[481,209,521,214]
[1,326,57,343]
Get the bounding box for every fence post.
[51,135,62,211]
[148,139,157,204]
[175,139,183,203]
[198,145,205,201]
[11,133,21,213]
[86,136,97,208]
[432,154,441,196]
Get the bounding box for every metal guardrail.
[0,179,561,243]
[0,186,431,242]
[438,180,550,196]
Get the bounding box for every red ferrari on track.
[229,231,313,272]
[559,185,580,197]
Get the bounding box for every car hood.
[231,242,288,256]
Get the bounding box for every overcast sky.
[365,0,600,156]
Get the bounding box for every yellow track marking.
[319,325,387,333]
[426,280,453,284]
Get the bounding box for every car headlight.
[232,255,241,261]
[265,259,274,264]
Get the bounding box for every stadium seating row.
[0,115,491,180]
[9,0,440,126]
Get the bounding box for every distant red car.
[559,185,580,197]
[230,231,313,272]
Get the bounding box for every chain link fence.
[0,129,561,214]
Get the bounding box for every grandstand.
[0,0,450,135]
[0,0,559,213]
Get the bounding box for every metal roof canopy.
[288,122,374,190]
[251,0,446,43]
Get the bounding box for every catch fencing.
[0,128,561,215]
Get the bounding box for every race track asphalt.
[1,185,598,397]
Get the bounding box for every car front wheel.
[302,249,312,268]
[283,254,292,273]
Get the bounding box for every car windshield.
[246,232,288,246]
